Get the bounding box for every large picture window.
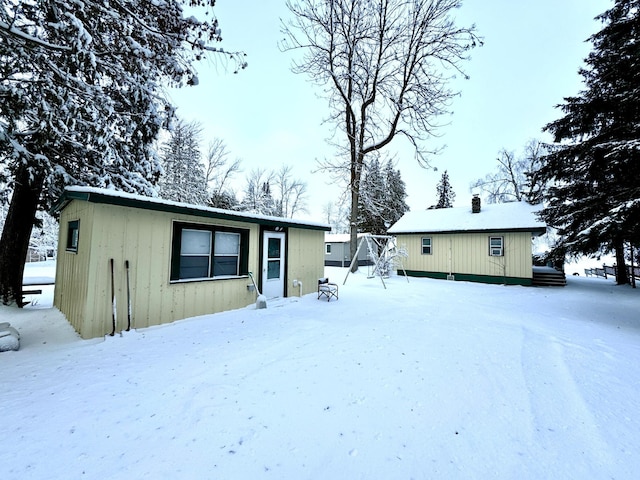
[171,223,249,281]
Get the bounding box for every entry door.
[262,231,286,299]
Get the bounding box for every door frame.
[260,229,287,298]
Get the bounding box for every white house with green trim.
[53,187,330,339]
[387,198,546,286]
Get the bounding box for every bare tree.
[322,197,350,233]
[240,168,277,215]
[282,0,479,269]
[240,166,308,217]
[471,139,546,204]
[204,138,242,209]
[273,165,308,218]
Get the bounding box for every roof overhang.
[391,227,547,236]
[53,187,331,232]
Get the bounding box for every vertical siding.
[287,228,325,296]
[395,232,534,281]
[54,202,94,335]
[57,201,271,339]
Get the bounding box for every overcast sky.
[168,0,612,223]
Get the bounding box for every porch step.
[533,267,566,287]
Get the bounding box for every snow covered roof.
[54,186,331,231]
[388,201,546,235]
[324,233,368,243]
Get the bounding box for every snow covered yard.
[1,264,639,479]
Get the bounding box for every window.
[66,220,79,253]
[489,236,504,256]
[325,243,331,255]
[180,229,212,278]
[214,231,241,276]
[421,237,432,255]
[171,223,249,281]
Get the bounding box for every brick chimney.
[472,194,481,213]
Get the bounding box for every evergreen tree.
[357,158,387,235]
[0,0,245,304]
[435,171,456,208]
[538,0,640,284]
[158,120,208,205]
[383,161,410,230]
[240,169,276,215]
[357,158,409,235]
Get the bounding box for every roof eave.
[391,227,547,236]
[54,189,331,232]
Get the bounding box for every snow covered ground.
[1,262,639,479]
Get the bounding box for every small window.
[325,244,331,255]
[421,237,432,255]
[66,220,79,253]
[171,223,249,281]
[489,236,504,256]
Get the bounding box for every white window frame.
[421,237,432,255]
[213,231,241,277]
[489,236,504,257]
[180,228,213,279]
[325,243,332,255]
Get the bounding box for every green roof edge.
[54,189,331,232]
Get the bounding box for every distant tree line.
[157,119,308,218]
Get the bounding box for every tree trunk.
[349,152,364,274]
[613,236,629,285]
[0,166,45,306]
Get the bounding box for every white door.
[262,231,286,298]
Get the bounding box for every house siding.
[287,228,325,295]
[324,239,371,267]
[55,199,325,339]
[395,232,534,285]
[324,242,347,266]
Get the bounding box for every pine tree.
[538,0,640,284]
[158,120,208,205]
[0,0,245,305]
[435,171,455,208]
[383,161,410,229]
[357,158,387,235]
[240,169,276,215]
[357,159,409,235]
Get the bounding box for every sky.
[168,0,612,223]
[3,261,639,478]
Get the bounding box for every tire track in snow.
[520,328,616,476]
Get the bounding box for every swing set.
[342,234,408,289]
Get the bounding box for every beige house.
[387,198,546,286]
[53,187,330,339]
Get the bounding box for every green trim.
[400,270,533,286]
[54,189,330,232]
[170,221,251,281]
